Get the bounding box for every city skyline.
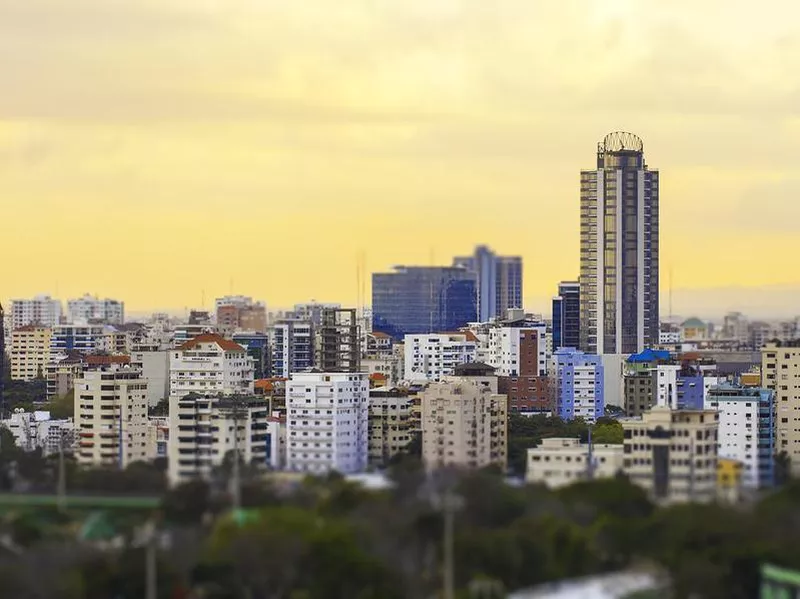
[3,1,800,315]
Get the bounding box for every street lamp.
[424,475,464,599]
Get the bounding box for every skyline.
[3,0,800,316]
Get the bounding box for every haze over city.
[3,0,800,316]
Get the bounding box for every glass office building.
[552,280,580,350]
[579,132,659,354]
[372,266,477,340]
[453,245,522,322]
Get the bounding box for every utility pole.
[145,520,157,599]
[586,426,595,481]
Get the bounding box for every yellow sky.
[2,0,799,317]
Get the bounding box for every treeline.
[0,459,800,598]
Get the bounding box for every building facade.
[10,326,52,381]
[286,372,369,474]
[10,295,62,329]
[368,388,414,466]
[452,245,522,322]
[168,395,268,485]
[169,334,254,401]
[421,371,507,470]
[526,437,624,488]
[622,407,719,504]
[269,320,314,378]
[579,132,659,355]
[74,363,148,468]
[552,281,580,351]
[554,348,604,423]
[404,333,478,384]
[1,409,74,455]
[705,385,775,489]
[67,294,124,325]
[372,266,477,340]
[215,295,267,334]
[762,342,800,474]
[316,307,360,373]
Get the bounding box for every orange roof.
[369,373,388,380]
[255,379,274,391]
[371,331,391,339]
[462,330,479,342]
[14,325,49,332]
[177,333,245,352]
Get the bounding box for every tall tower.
[579,132,659,354]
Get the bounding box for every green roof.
[681,317,705,328]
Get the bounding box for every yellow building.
[622,406,719,504]
[762,343,800,475]
[717,457,743,504]
[740,371,761,387]
[10,326,52,381]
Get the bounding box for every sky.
[2,0,799,318]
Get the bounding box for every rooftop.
[177,333,245,352]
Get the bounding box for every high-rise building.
[269,320,314,378]
[11,295,62,329]
[579,132,659,355]
[214,295,267,334]
[453,246,523,322]
[554,348,604,423]
[705,385,775,489]
[761,342,800,473]
[316,308,360,373]
[552,281,580,350]
[286,372,369,474]
[421,364,507,470]
[168,395,268,485]
[10,326,52,381]
[67,294,124,325]
[372,266,477,340]
[74,362,148,468]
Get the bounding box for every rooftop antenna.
[669,266,674,321]
[356,251,361,319]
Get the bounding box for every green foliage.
[507,414,589,476]
[48,388,74,419]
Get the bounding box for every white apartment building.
[421,374,508,470]
[1,409,74,455]
[10,326,52,381]
[74,363,149,468]
[368,388,414,466]
[286,372,369,475]
[267,415,287,470]
[526,438,624,488]
[67,294,124,325]
[173,324,215,348]
[705,386,775,489]
[622,407,719,504]
[11,295,62,329]
[762,343,800,474]
[169,333,254,401]
[485,322,548,376]
[50,323,120,355]
[361,346,405,388]
[169,395,268,485]
[404,333,477,384]
[654,364,681,409]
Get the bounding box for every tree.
[49,388,74,419]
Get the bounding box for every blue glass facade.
[372,267,477,340]
[233,332,269,379]
[453,246,522,322]
[552,281,580,350]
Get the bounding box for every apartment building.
[526,438,624,488]
[622,407,719,504]
[368,388,414,466]
[762,342,800,474]
[131,348,170,407]
[67,294,124,325]
[404,333,477,384]
[169,333,254,401]
[169,395,268,485]
[421,367,507,470]
[215,295,267,334]
[146,416,169,460]
[286,372,369,474]
[554,348,605,423]
[74,363,148,468]
[10,326,52,381]
[1,409,74,455]
[10,295,62,329]
[50,323,118,355]
[270,320,314,378]
[484,319,548,376]
[46,352,86,399]
[705,385,775,489]
[316,308,360,373]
